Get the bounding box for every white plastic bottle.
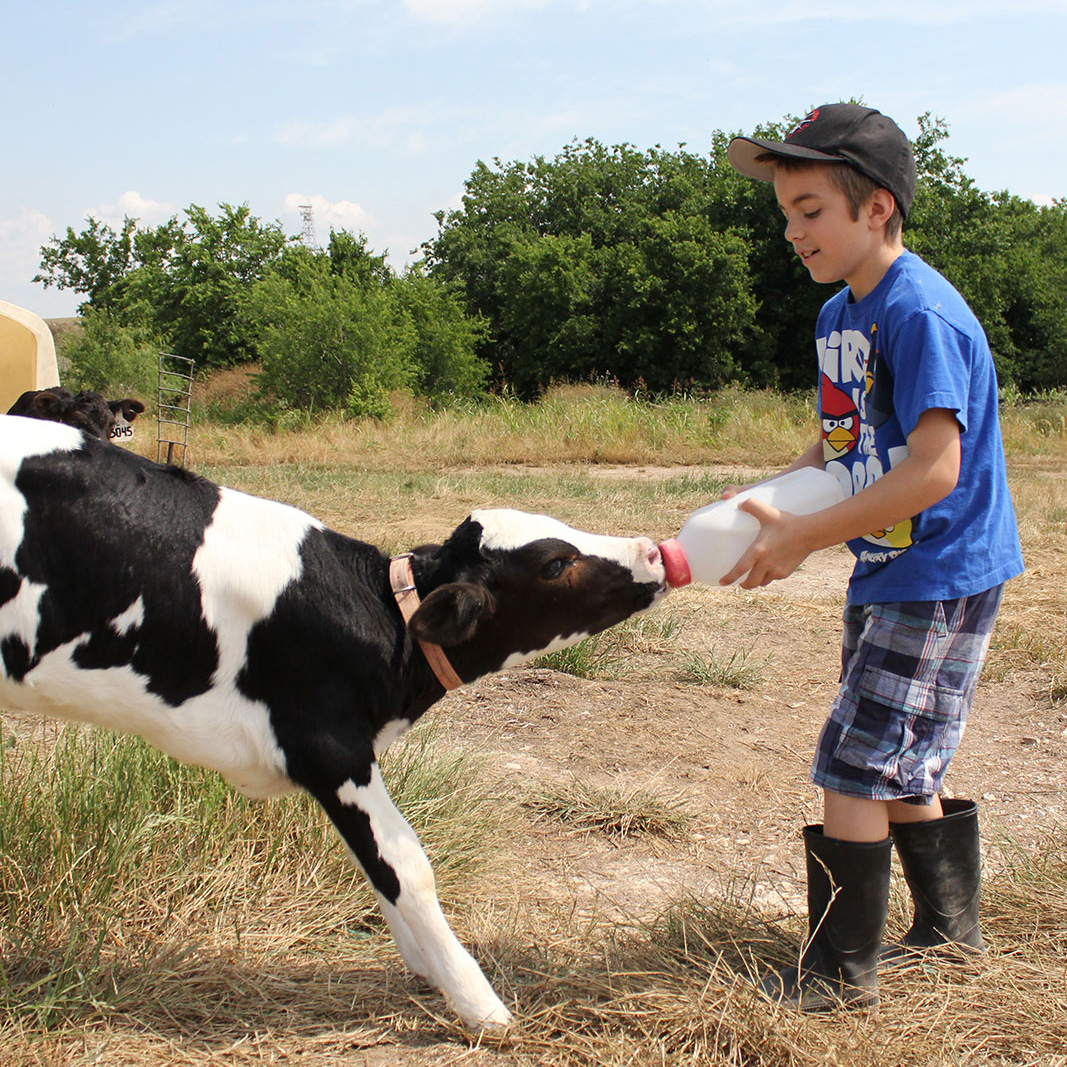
[659,467,846,587]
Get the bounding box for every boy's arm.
[721,439,825,499]
[721,408,962,588]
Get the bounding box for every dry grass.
[523,779,694,841]
[4,383,1066,1065]
[174,380,819,473]
[0,721,511,1054]
[483,873,1067,1066]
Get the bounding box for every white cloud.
[276,104,457,152]
[84,191,178,229]
[398,0,1067,25]
[440,188,465,214]
[277,117,359,150]
[976,81,1067,129]
[99,0,300,44]
[277,96,627,157]
[703,0,1067,24]
[948,81,1067,205]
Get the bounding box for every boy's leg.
[887,796,943,823]
[823,792,890,841]
[880,587,1002,963]
[823,793,945,839]
[757,604,894,1012]
[760,815,891,1012]
[884,797,986,961]
[762,594,988,1011]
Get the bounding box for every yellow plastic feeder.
[0,300,61,413]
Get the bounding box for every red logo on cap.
[787,108,820,140]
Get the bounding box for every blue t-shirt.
[816,250,1024,604]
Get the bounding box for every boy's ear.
[868,187,898,230]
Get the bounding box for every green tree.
[37,118,1066,400]
[36,204,288,370]
[247,235,488,417]
[250,272,413,418]
[34,216,138,309]
[393,267,489,402]
[425,139,758,396]
[998,197,1067,390]
[702,124,840,390]
[908,113,1067,390]
[59,309,162,399]
[135,204,287,368]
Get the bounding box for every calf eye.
[541,557,573,580]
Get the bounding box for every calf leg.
[370,888,432,980]
[312,764,511,1031]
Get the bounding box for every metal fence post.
[157,353,195,465]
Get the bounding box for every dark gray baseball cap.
[728,103,916,218]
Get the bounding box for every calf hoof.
[459,1000,513,1033]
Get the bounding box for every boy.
[725,104,1024,1011]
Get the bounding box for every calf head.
[408,508,667,679]
[7,388,142,441]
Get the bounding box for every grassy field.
[1,383,1065,1065]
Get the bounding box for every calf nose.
[634,537,665,579]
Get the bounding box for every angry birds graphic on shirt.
[819,326,915,555]
[820,372,859,461]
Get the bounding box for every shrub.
[250,271,415,416]
[57,309,159,400]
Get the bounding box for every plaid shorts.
[811,585,1004,803]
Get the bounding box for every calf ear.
[110,398,146,420]
[409,583,495,647]
[34,392,69,419]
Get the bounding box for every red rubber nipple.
[658,538,691,588]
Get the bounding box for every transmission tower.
[299,202,319,250]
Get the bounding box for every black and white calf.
[0,415,667,1030]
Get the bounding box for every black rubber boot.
[760,825,892,1012]
[883,798,986,965]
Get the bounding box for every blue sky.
[5,0,1066,319]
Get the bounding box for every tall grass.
[0,720,503,1027]
[168,382,1067,562]
[174,382,1067,688]
[181,381,1067,472]
[179,382,822,473]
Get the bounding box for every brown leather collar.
[388,554,464,691]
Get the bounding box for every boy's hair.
[756,152,904,242]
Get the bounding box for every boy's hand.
[719,498,815,588]
[720,410,959,588]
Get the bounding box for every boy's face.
[773,164,895,298]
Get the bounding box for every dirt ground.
[434,543,1065,924]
